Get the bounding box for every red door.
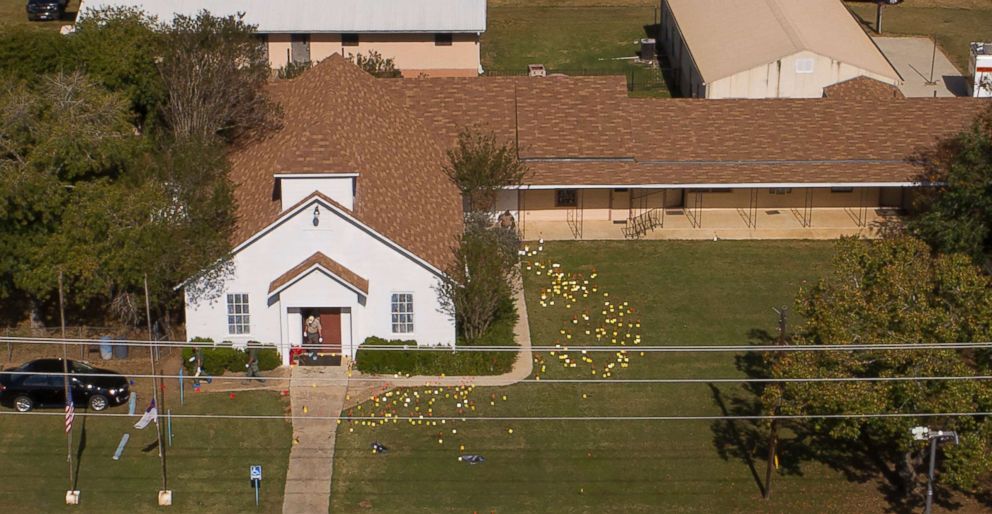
[318,310,342,354]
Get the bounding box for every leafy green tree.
[437,213,520,342]
[0,28,69,81]
[69,7,166,128]
[0,72,137,306]
[442,129,528,212]
[909,109,992,263]
[764,237,992,497]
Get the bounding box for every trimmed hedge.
[183,338,281,375]
[355,310,517,376]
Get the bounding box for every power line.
[3,336,992,352]
[2,411,991,422]
[5,370,992,385]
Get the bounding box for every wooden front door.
[318,309,342,354]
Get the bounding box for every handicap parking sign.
[250,465,262,481]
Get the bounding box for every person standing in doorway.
[304,314,322,361]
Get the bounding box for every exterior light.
[911,426,959,514]
[312,206,320,226]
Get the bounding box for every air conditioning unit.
[970,42,992,98]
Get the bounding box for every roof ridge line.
[764,0,806,52]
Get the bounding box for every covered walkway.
[521,207,901,241]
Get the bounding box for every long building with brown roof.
[385,72,984,240]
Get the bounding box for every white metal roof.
[666,0,899,83]
[77,0,487,33]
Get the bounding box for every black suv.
[26,0,67,21]
[0,358,130,412]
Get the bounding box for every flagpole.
[145,274,168,492]
[59,271,73,491]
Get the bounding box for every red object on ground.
[281,390,289,396]
[289,347,305,364]
[229,393,235,399]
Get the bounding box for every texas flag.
[134,398,158,430]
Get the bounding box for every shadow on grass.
[704,329,982,513]
[72,412,87,490]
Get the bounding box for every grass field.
[482,6,670,97]
[0,389,291,513]
[327,241,959,513]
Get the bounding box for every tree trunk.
[897,449,920,496]
[764,419,779,499]
[28,298,45,331]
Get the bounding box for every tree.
[69,7,166,129]
[0,27,69,82]
[909,108,992,263]
[0,72,137,307]
[437,213,520,342]
[764,237,992,497]
[157,10,279,144]
[349,51,402,78]
[442,129,528,212]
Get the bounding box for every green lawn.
[483,6,670,97]
[0,389,291,513]
[327,241,946,513]
[845,1,992,73]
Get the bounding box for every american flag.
[65,387,75,434]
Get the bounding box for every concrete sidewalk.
[282,366,347,514]
[874,36,967,97]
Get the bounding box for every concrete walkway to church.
[282,365,347,514]
[282,277,533,512]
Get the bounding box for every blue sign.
[250,465,262,481]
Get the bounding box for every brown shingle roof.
[524,161,918,186]
[384,74,982,186]
[822,76,904,100]
[268,252,369,294]
[382,75,630,157]
[229,55,462,271]
[626,98,981,164]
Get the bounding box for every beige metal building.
[660,0,901,98]
[78,0,486,77]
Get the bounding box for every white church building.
[182,56,462,365]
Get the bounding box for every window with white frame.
[226,293,250,334]
[391,293,414,333]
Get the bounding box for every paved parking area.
[873,36,968,97]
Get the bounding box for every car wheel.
[14,395,34,412]
[88,394,108,411]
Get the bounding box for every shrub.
[354,308,518,376]
[277,60,311,79]
[182,338,280,374]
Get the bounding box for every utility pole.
[876,1,884,35]
[59,271,73,492]
[144,274,169,500]
[764,307,788,500]
[927,35,938,86]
